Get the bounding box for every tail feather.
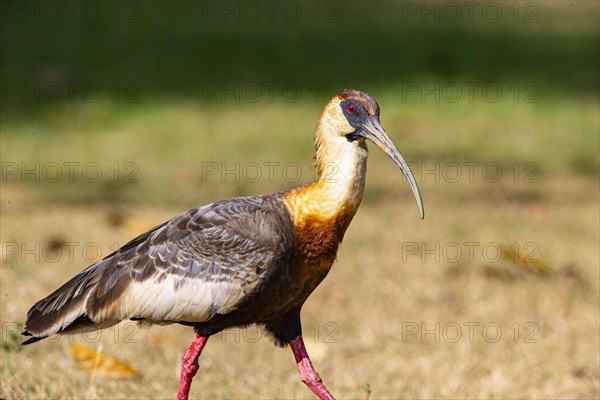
[23,262,108,344]
[22,218,169,345]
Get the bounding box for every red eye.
[347,103,357,114]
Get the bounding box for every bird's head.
[317,89,425,219]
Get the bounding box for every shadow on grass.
[1,1,598,116]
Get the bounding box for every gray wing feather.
[25,195,294,338]
[91,196,291,320]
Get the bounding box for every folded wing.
[24,195,294,343]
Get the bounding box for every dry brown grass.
[1,98,599,399]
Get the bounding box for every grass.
[1,1,598,119]
[1,1,599,399]
[1,93,598,398]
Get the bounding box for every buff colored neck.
[284,121,369,223]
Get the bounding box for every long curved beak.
[360,116,425,219]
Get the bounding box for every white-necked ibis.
[23,89,424,399]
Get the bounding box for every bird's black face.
[339,96,425,219]
[340,98,374,142]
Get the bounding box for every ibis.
[23,89,424,399]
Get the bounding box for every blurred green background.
[1,0,598,207]
[2,1,598,100]
[1,1,599,399]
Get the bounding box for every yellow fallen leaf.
[500,244,550,276]
[69,343,141,379]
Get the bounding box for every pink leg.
[290,335,336,400]
[177,334,209,400]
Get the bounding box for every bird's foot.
[177,334,209,400]
[290,335,336,400]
